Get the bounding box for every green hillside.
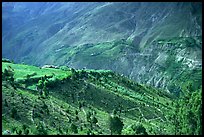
[2,61,172,135]
[2,61,201,135]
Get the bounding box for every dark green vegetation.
[2,61,202,135]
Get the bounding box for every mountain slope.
[2,2,202,94]
[2,61,176,135]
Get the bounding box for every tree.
[80,69,88,79]
[60,66,69,71]
[78,102,82,109]
[86,111,91,122]
[3,67,15,87]
[112,109,117,116]
[171,83,202,135]
[11,107,19,120]
[71,68,76,74]
[173,101,180,135]
[43,80,49,97]
[70,123,78,134]
[11,126,17,134]
[132,124,148,135]
[91,116,98,124]
[108,115,124,135]
[75,110,78,115]
[16,129,22,135]
[4,99,8,107]
[22,124,28,131]
[36,122,48,135]
[24,129,29,135]
[58,127,63,134]
[37,80,43,95]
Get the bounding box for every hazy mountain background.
[2,2,202,94]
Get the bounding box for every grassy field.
[2,62,71,80]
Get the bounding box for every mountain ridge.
[2,2,202,94]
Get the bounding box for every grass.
[2,62,71,80]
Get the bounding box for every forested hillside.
[2,61,202,135]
